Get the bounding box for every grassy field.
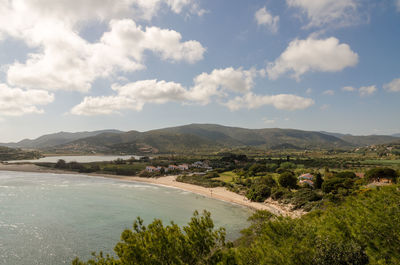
[101,162,147,175]
[216,171,238,183]
[360,159,400,168]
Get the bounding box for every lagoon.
[0,171,251,265]
[6,155,141,164]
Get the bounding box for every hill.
[0,130,122,149]
[49,124,351,154]
[48,129,224,154]
[320,131,398,146]
[151,124,350,149]
[4,124,399,155]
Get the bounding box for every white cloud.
[113,80,189,104]
[287,0,359,28]
[71,79,189,115]
[1,1,205,93]
[188,67,257,104]
[255,6,279,33]
[263,118,276,125]
[166,0,206,16]
[5,19,205,92]
[323,90,334,95]
[359,85,377,96]
[71,67,315,115]
[101,19,205,64]
[342,86,356,91]
[396,0,400,11]
[70,96,139,116]
[306,88,312,94]
[224,93,314,111]
[267,37,358,80]
[344,85,377,96]
[0,84,54,116]
[384,78,400,92]
[0,0,201,28]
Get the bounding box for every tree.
[312,237,368,265]
[237,185,400,264]
[322,177,354,194]
[365,167,398,183]
[315,173,323,189]
[279,162,296,170]
[245,176,276,202]
[114,158,125,165]
[335,171,356,179]
[55,159,67,169]
[265,163,278,172]
[278,172,297,189]
[246,184,271,202]
[258,175,277,187]
[72,211,226,265]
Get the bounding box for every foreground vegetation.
[73,185,400,264]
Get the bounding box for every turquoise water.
[0,171,252,265]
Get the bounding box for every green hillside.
[4,124,398,155]
[47,124,351,154]
[0,146,42,161]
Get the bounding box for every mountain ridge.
[2,124,398,154]
[0,130,122,149]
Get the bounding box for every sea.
[0,171,252,264]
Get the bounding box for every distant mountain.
[4,125,399,155]
[320,131,398,146]
[392,133,400,137]
[50,129,224,154]
[0,130,122,149]
[151,124,350,149]
[50,124,351,154]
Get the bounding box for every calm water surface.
[0,171,252,265]
[6,155,141,163]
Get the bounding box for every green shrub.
[290,188,322,210]
[322,177,354,194]
[176,175,224,188]
[271,187,289,200]
[246,184,271,202]
[335,171,356,179]
[258,175,277,187]
[73,211,226,265]
[55,159,67,169]
[278,172,297,189]
[280,162,297,170]
[365,167,398,183]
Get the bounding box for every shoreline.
[0,163,304,217]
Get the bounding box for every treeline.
[177,152,399,212]
[73,185,400,264]
[177,173,229,188]
[48,158,147,176]
[241,167,397,211]
[0,146,41,161]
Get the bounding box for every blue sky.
[0,0,399,142]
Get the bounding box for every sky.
[0,0,400,142]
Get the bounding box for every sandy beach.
[0,163,304,217]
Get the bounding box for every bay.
[0,171,251,265]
